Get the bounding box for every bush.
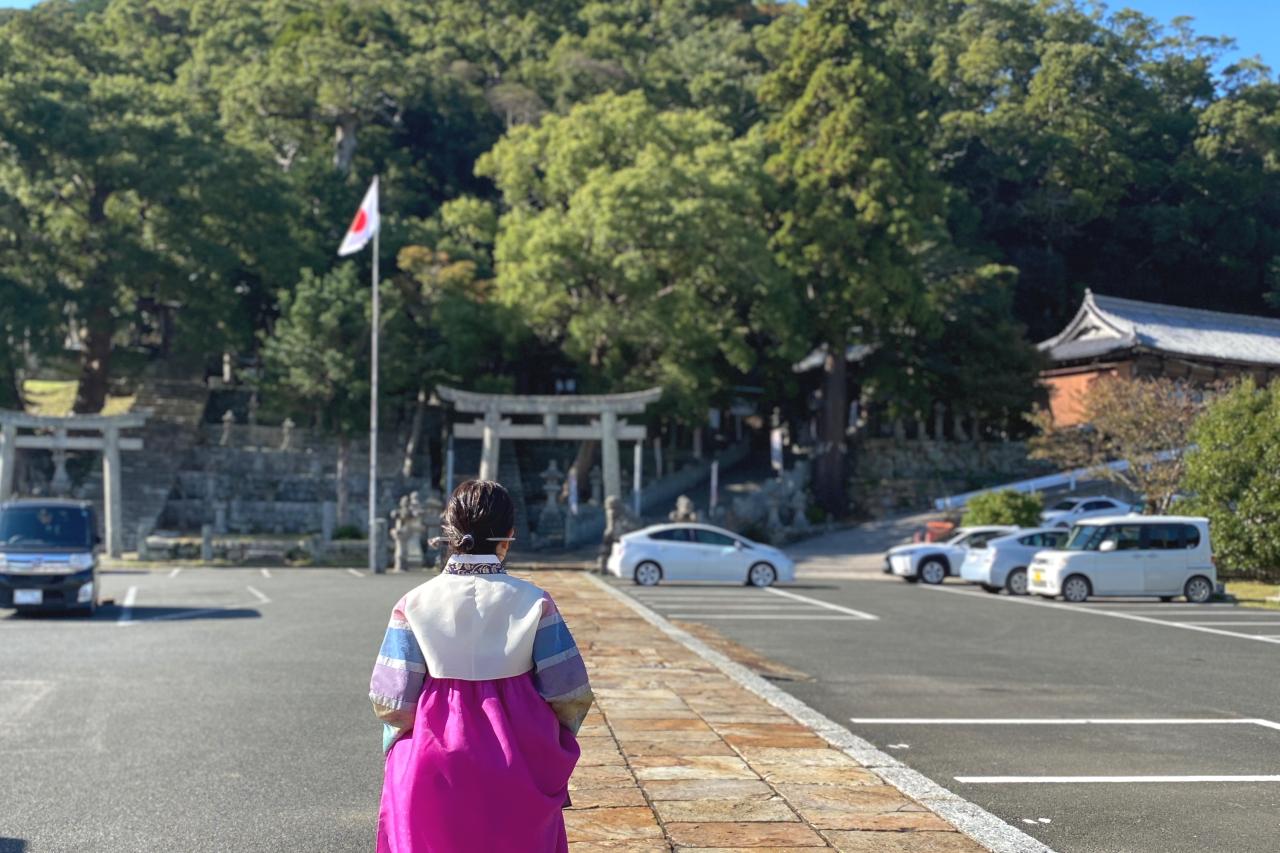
[332,524,363,541]
[961,490,1042,527]
[1181,379,1280,582]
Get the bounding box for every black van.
[0,500,101,614]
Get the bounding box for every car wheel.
[1062,574,1091,603]
[919,559,947,585]
[633,562,662,587]
[748,563,777,587]
[981,584,1001,594]
[1005,568,1029,596]
[1184,576,1213,604]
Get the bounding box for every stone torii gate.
[436,387,662,503]
[0,411,149,557]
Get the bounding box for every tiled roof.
[1038,290,1280,367]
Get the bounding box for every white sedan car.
[1040,496,1133,528]
[885,526,1017,585]
[606,523,795,587]
[959,527,1069,595]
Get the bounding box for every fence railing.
[932,449,1183,511]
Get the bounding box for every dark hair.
[442,480,515,556]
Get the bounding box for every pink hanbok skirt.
[377,673,580,853]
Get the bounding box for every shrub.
[1181,380,1280,582]
[332,524,363,541]
[962,490,1042,527]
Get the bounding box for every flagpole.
[368,185,381,574]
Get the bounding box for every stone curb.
[587,573,1055,853]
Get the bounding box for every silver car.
[959,528,1068,595]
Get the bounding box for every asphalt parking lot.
[0,567,420,853]
[610,572,1280,853]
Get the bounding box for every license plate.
[1032,571,1044,584]
[13,589,42,606]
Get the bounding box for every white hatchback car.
[959,527,1069,595]
[885,526,1018,585]
[1040,496,1133,528]
[606,523,796,587]
[1028,515,1216,603]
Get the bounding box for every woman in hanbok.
[370,480,594,853]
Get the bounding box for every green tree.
[962,490,1042,528]
[761,0,962,514]
[0,4,299,412]
[478,90,798,420]
[260,264,370,523]
[1182,380,1280,580]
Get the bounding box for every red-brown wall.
[1040,362,1133,427]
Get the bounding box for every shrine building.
[1038,289,1280,426]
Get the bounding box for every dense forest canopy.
[0,0,1276,473]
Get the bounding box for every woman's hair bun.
[457,533,476,553]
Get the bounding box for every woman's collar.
[443,553,506,575]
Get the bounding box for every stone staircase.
[79,378,209,550]
[449,441,530,542]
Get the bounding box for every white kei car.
[606,523,796,587]
[1028,515,1216,603]
[1040,496,1133,528]
[885,526,1017,585]
[959,527,1069,595]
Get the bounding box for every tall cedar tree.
[761,0,953,514]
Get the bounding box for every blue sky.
[0,1,1276,71]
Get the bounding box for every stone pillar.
[600,410,621,503]
[102,426,123,558]
[201,524,213,562]
[321,500,336,543]
[0,420,16,500]
[479,408,501,482]
[50,428,71,496]
[136,523,151,560]
[374,518,389,572]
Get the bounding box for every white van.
[1028,515,1215,603]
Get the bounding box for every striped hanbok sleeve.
[370,596,427,753]
[531,593,594,735]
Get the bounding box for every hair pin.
[487,537,516,542]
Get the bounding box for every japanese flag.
[337,177,379,256]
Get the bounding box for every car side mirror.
[734,540,745,550]
[1099,540,1117,553]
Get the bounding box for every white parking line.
[117,586,137,625]
[850,717,1267,726]
[260,568,271,579]
[245,586,271,605]
[1182,621,1280,626]
[957,774,1280,784]
[347,569,365,578]
[765,587,879,620]
[167,568,182,578]
[667,614,863,620]
[921,585,1280,645]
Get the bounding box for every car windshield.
[1064,525,1106,551]
[0,506,93,550]
[1050,499,1080,511]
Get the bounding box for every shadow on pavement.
[3,606,262,623]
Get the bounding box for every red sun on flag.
[337,176,379,256]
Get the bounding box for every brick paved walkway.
[532,571,988,852]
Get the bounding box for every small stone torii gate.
[436,387,662,503]
[0,411,149,557]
